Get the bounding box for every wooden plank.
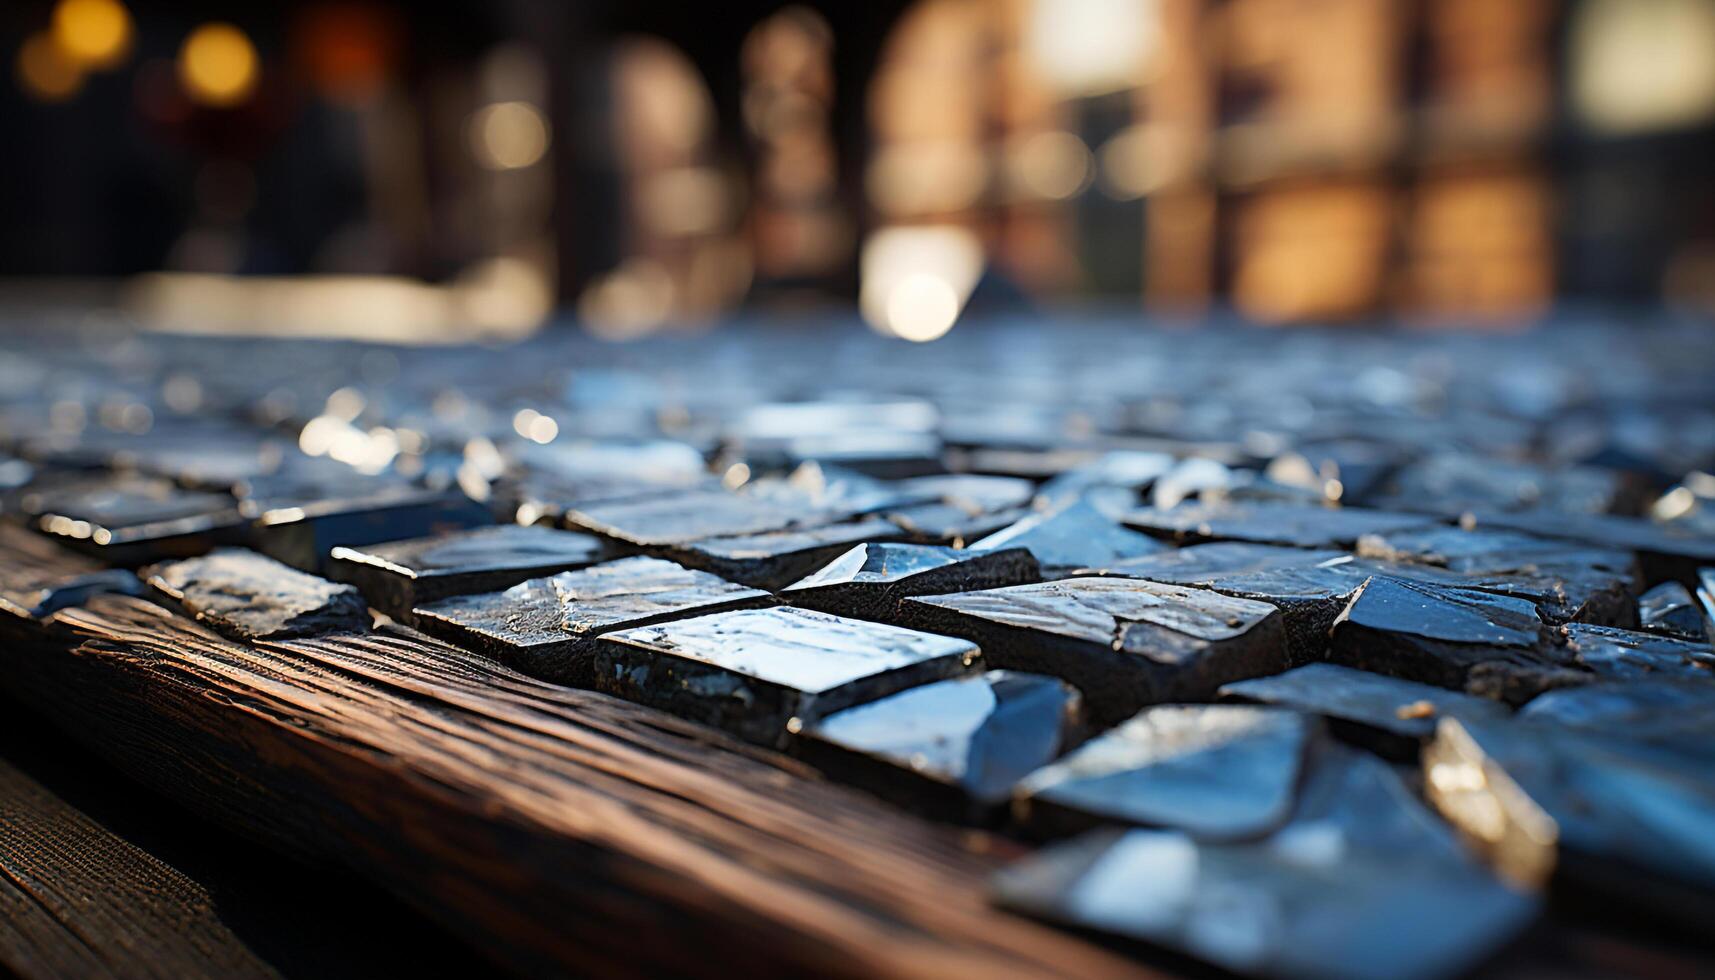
[7,589,1149,978]
[0,752,281,980]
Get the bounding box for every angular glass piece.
[756,461,940,515]
[1519,681,1715,759]
[969,500,1165,577]
[669,516,906,589]
[998,747,1537,980]
[14,472,246,565]
[1427,713,1715,920]
[328,523,609,618]
[1563,623,1715,681]
[1465,510,1715,588]
[593,606,981,747]
[248,479,493,573]
[1084,543,1357,663]
[1352,525,1638,627]
[905,577,1288,724]
[882,474,1038,544]
[1221,662,1511,755]
[796,670,1082,820]
[1266,437,1408,503]
[564,488,833,548]
[1149,457,1235,509]
[1698,568,1715,644]
[1355,525,1633,577]
[1327,576,1587,703]
[413,556,770,681]
[1032,451,1174,511]
[1638,581,1707,642]
[885,502,1031,546]
[1013,704,1312,839]
[146,548,369,640]
[1367,452,1633,517]
[1122,500,1439,549]
[783,542,1040,620]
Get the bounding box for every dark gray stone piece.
[1121,500,1440,550]
[1465,510,1715,589]
[883,474,1037,545]
[1367,452,1633,517]
[564,488,834,548]
[969,499,1165,577]
[1084,543,1357,663]
[668,517,907,589]
[795,670,1082,821]
[1518,680,1715,761]
[1012,704,1313,840]
[15,472,246,565]
[412,556,771,681]
[328,523,609,619]
[1327,576,1588,704]
[904,577,1288,725]
[1221,662,1511,755]
[592,606,982,747]
[146,548,369,641]
[998,747,1537,980]
[249,483,494,573]
[1638,581,1707,641]
[1562,623,1715,682]
[1427,714,1715,924]
[782,542,1040,620]
[1352,525,1639,627]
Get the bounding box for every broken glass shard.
[1013,704,1312,839]
[783,541,1039,620]
[969,499,1165,577]
[1638,581,1707,642]
[1426,714,1715,923]
[795,670,1081,820]
[593,605,982,747]
[1562,623,1715,681]
[667,516,906,589]
[1122,500,1440,549]
[905,577,1288,724]
[328,523,609,619]
[413,556,770,681]
[13,472,246,565]
[1221,662,1511,755]
[1327,576,1587,703]
[998,746,1537,980]
[1083,543,1356,663]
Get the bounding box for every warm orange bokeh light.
[52,0,133,70]
[17,32,84,102]
[178,23,260,108]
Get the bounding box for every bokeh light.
[178,23,260,108]
[16,32,83,103]
[468,101,551,170]
[860,225,983,342]
[51,0,133,70]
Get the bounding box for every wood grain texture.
[0,754,281,980]
[7,591,1151,979]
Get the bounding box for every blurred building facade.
[5,0,1715,337]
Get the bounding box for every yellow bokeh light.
[17,32,84,102]
[52,0,133,70]
[179,23,260,107]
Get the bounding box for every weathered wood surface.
[6,584,1149,979]
[0,752,282,980]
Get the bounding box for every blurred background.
[5,0,1715,342]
